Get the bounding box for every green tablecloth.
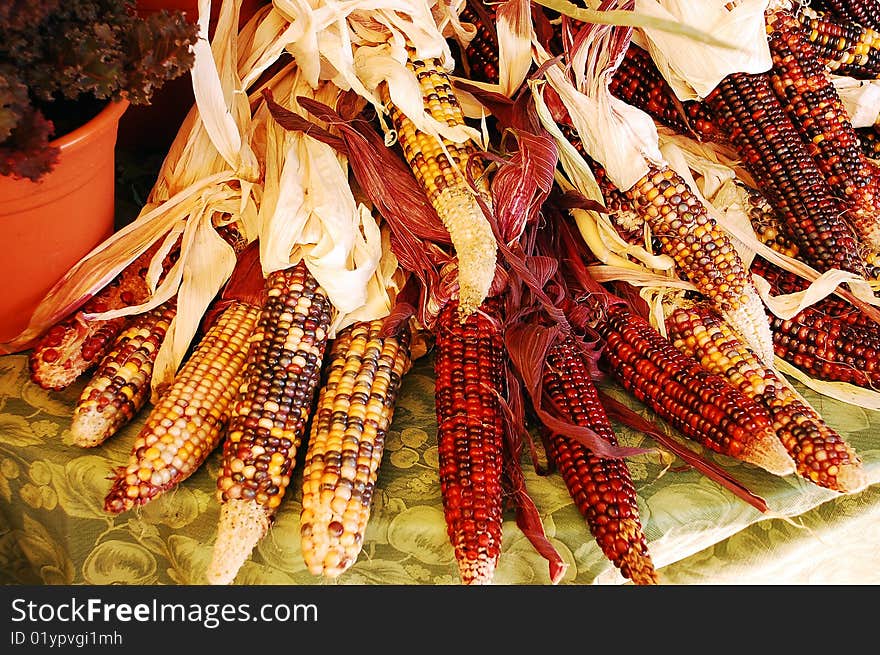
[2,347,878,586]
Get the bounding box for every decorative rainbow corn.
[434,297,506,585]
[299,318,413,578]
[857,125,880,160]
[385,55,496,319]
[542,335,658,584]
[206,260,334,585]
[666,301,867,493]
[458,0,499,84]
[703,63,867,276]
[809,0,880,32]
[70,299,178,448]
[28,242,165,391]
[798,5,880,78]
[766,6,880,254]
[623,164,775,364]
[593,303,795,476]
[608,44,724,144]
[103,299,260,514]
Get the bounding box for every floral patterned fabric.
[1,349,878,586]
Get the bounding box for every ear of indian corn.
[593,303,795,476]
[766,7,880,254]
[666,301,867,493]
[103,299,260,514]
[28,242,166,391]
[809,0,880,32]
[385,55,496,319]
[623,164,775,365]
[206,260,334,586]
[434,297,506,585]
[299,318,413,578]
[703,63,867,276]
[542,335,658,585]
[798,5,880,78]
[70,299,178,448]
[608,44,724,144]
[458,0,500,85]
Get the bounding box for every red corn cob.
[593,303,795,476]
[27,243,164,391]
[667,301,867,493]
[434,297,506,585]
[609,44,724,144]
[703,62,866,276]
[766,6,880,254]
[542,335,658,584]
[458,0,499,84]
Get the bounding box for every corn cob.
[593,303,794,476]
[104,299,260,514]
[299,318,413,578]
[857,125,880,160]
[766,7,880,254]
[27,243,165,391]
[666,301,867,493]
[458,0,499,84]
[206,260,334,586]
[625,165,775,364]
[434,297,506,585]
[542,335,658,584]
[385,55,496,319]
[70,299,178,448]
[703,66,866,276]
[608,44,723,144]
[809,0,880,32]
[798,5,880,78]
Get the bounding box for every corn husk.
[632,0,772,101]
[832,75,880,129]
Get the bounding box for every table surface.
[1,345,879,586]
[2,142,879,586]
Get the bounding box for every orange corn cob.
[593,303,794,476]
[70,299,178,447]
[542,335,658,584]
[206,261,334,585]
[434,297,506,585]
[299,318,413,578]
[703,63,866,276]
[667,301,867,493]
[766,7,880,254]
[385,55,496,319]
[798,5,880,78]
[104,299,260,514]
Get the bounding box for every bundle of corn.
[797,5,880,78]
[103,244,265,514]
[299,317,413,578]
[666,300,867,493]
[531,14,775,366]
[765,5,880,255]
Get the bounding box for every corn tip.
[835,462,870,495]
[746,430,797,477]
[70,410,113,448]
[206,499,270,585]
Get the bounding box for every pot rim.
[51,98,130,153]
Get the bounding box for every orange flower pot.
[0,99,130,347]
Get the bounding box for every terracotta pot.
[117,0,267,151]
[0,99,130,346]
